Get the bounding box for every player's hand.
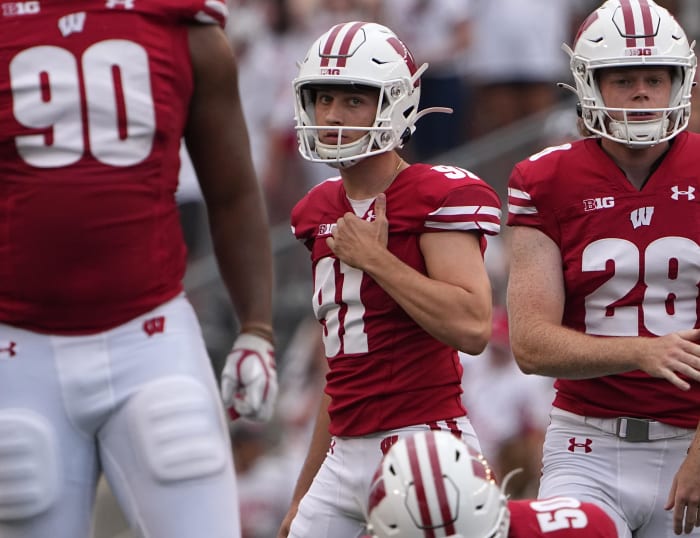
[221,333,277,422]
[326,192,389,270]
[665,439,700,535]
[638,329,700,391]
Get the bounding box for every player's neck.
[341,152,408,200]
[599,138,670,190]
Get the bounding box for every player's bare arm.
[508,226,700,389]
[186,23,273,330]
[328,193,492,355]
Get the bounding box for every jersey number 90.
[10,41,155,168]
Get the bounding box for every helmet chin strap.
[315,133,372,168]
[608,117,669,146]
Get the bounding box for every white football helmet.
[366,431,509,538]
[561,0,696,147]
[293,21,450,168]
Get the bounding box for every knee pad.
[128,376,229,483]
[0,409,59,520]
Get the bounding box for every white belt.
[583,415,691,443]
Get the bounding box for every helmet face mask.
[564,0,697,147]
[366,431,510,538]
[293,22,426,168]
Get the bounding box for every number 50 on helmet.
[293,22,450,168]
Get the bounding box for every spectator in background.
[231,422,297,538]
[465,0,592,138]
[379,0,473,160]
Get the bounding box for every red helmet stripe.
[620,0,656,48]
[320,24,344,67]
[426,431,456,535]
[336,22,365,67]
[639,0,655,46]
[619,0,637,47]
[406,436,435,537]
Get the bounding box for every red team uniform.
[508,498,618,537]
[508,133,700,537]
[508,134,700,426]
[0,2,253,537]
[0,0,226,334]
[291,163,501,436]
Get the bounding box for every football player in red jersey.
[506,1,700,536]
[277,21,502,538]
[366,430,618,538]
[0,1,274,537]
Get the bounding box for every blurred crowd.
[93,1,700,537]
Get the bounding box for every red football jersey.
[507,134,700,427]
[508,498,618,537]
[291,163,501,436]
[0,0,226,333]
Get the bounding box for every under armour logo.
[380,435,399,455]
[366,210,376,222]
[0,341,17,358]
[143,316,165,336]
[105,0,134,9]
[671,186,696,200]
[568,437,592,453]
[328,439,336,455]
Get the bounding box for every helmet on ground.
[562,0,696,146]
[366,430,509,538]
[293,21,449,168]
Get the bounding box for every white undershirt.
[347,196,375,217]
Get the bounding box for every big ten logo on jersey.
[2,1,39,16]
[582,196,614,212]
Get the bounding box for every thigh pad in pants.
[127,376,228,483]
[0,409,60,520]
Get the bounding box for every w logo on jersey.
[58,12,85,36]
[630,206,654,229]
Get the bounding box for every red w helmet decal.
[386,36,420,88]
[574,11,599,44]
[319,22,365,67]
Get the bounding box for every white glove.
[221,333,277,422]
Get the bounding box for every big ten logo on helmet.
[2,1,40,16]
[625,47,656,56]
[321,68,341,76]
[583,196,615,212]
